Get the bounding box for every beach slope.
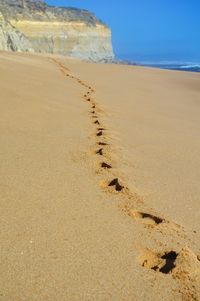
[0,52,200,300]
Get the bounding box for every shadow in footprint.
[97,131,103,137]
[142,213,163,225]
[101,162,112,169]
[130,211,164,225]
[108,178,124,192]
[96,148,103,156]
[98,142,108,146]
[94,120,100,125]
[98,128,105,131]
[159,251,178,274]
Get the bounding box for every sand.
[0,51,200,301]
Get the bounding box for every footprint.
[96,148,103,156]
[97,131,103,137]
[91,111,96,114]
[101,162,112,169]
[98,142,108,146]
[140,247,200,281]
[94,120,100,125]
[92,105,95,109]
[129,210,164,226]
[140,248,178,274]
[108,178,124,192]
[97,128,105,131]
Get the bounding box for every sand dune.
[0,51,200,300]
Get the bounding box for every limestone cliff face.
[0,11,32,52]
[0,0,114,61]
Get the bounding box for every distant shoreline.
[139,63,200,73]
[114,59,200,73]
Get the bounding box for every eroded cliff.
[0,0,114,61]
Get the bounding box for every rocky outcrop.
[0,0,114,61]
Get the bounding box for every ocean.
[117,55,200,72]
[139,63,200,73]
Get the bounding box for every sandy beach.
[0,51,200,300]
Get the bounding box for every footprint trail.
[52,58,200,301]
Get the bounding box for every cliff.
[0,0,114,61]
[0,11,32,52]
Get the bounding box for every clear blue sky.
[46,0,200,63]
